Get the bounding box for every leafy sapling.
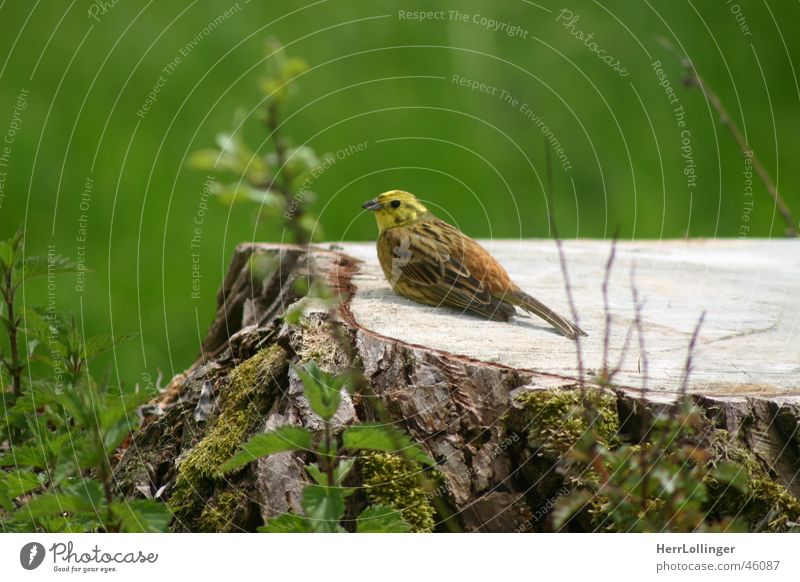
[220,361,434,532]
[188,37,330,243]
[0,229,78,398]
[0,227,170,532]
[6,373,171,532]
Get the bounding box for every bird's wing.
[381,222,516,321]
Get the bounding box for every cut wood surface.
[338,238,799,398]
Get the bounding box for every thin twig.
[607,321,635,384]
[630,263,649,398]
[657,36,797,237]
[662,311,708,435]
[544,141,585,389]
[265,102,309,245]
[545,140,607,532]
[600,234,619,379]
[678,311,706,398]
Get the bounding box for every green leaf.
[356,505,413,533]
[0,445,43,469]
[110,499,172,532]
[82,333,137,361]
[342,424,435,467]
[301,485,345,533]
[0,469,43,499]
[102,418,137,454]
[334,458,355,484]
[212,182,284,210]
[187,148,226,171]
[712,460,749,492]
[0,229,23,271]
[19,254,81,285]
[305,463,327,486]
[215,132,244,156]
[0,481,10,511]
[305,458,355,487]
[275,146,324,183]
[218,425,312,474]
[24,479,105,519]
[295,362,344,421]
[20,308,52,347]
[258,513,312,533]
[0,241,14,271]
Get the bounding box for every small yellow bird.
[362,190,587,339]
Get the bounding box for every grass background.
[0,0,797,385]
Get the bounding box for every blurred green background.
[0,0,797,385]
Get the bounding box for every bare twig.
[607,321,635,385]
[629,264,653,514]
[544,140,609,533]
[678,311,707,398]
[600,234,619,379]
[630,263,649,398]
[657,36,797,237]
[662,310,707,435]
[544,142,585,389]
[264,102,309,245]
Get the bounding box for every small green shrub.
[221,361,435,533]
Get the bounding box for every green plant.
[3,375,170,532]
[220,361,435,532]
[0,228,171,533]
[1,338,171,531]
[0,229,77,399]
[552,399,749,532]
[189,37,330,243]
[539,233,798,532]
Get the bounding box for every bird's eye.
[390,200,401,208]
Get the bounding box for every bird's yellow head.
[361,190,430,232]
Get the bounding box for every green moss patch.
[362,453,435,533]
[169,344,288,530]
[511,388,619,456]
[706,429,800,532]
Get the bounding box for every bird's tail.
[508,289,587,340]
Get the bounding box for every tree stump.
[114,239,800,532]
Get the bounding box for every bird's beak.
[361,198,382,211]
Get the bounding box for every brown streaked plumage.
[362,190,587,339]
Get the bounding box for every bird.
[361,190,587,340]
